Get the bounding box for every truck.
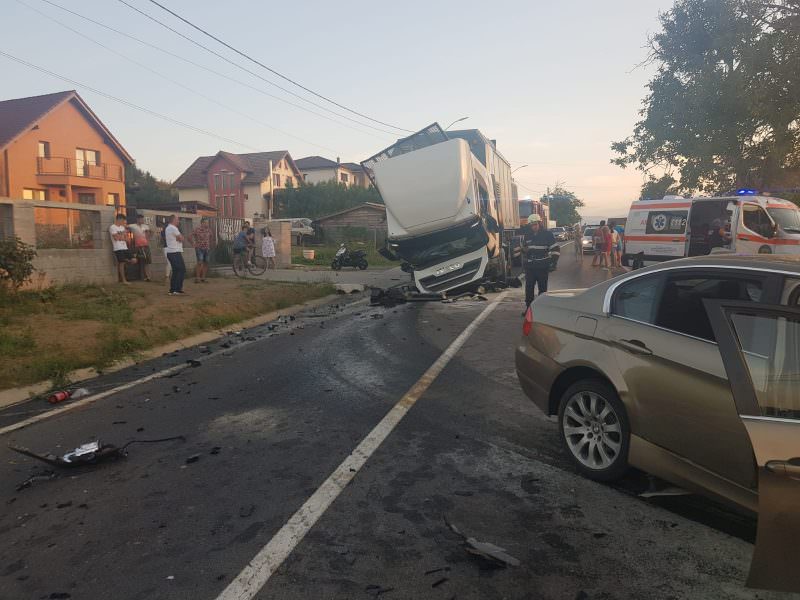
[362,124,519,294]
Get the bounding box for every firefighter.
[523,214,560,308]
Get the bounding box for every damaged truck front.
[362,124,519,295]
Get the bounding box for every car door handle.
[765,460,800,477]
[613,338,653,355]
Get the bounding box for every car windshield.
[392,220,488,269]
[767,207,800,232]
[583,228,596,237]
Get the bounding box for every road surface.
[0,248,785,600]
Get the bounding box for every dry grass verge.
[0,278,334,390]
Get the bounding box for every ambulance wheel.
[758,245,772,254]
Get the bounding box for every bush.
[0,237,36,290]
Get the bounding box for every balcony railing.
[36,156,124,182]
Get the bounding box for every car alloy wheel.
[558,380,629,481]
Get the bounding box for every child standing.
[261,228,276,270]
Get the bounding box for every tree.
[612,0,800,194]
[0,236,36,291]
[542,185,584,226]
[125,164,176,207]
[639,174,679,200]
[279,181,382,219]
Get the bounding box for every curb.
[0,293,340,411]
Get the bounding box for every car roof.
[635,253,800,274]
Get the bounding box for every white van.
[622,194,800,266]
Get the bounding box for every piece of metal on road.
[215,291,509,600]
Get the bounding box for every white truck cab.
[623,193,800,266]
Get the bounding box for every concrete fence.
[0,198,202,287]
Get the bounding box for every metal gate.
[206,216,245,265]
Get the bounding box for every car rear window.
[613,274,663,324]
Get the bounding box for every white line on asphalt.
[215,290,509,600]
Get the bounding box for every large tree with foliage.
[612,0,800,194]
[543,185,584,226]
[125,164,176,207]
[278,181,382,219]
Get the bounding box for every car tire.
[557,379,630,482]
[758,245,772,254]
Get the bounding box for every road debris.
[185,454,201,464]
[365,584,394,597]
[70,388,90,400]
[445,516,520,568]
[431,577,449,588]
[16,471,57,492]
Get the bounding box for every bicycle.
[232,251,267,277]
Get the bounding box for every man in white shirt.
[109,213,132,285]
[164,214,186,295]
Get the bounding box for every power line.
[37,0,394,142]
[114,0,401,136]
[0,49,264,151]
[18,0,341,155]
[143,0,413,133]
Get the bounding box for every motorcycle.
[331,243,368,270]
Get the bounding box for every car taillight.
[522,306,533,336]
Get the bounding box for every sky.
[3,0,673,216]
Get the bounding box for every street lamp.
[444,116,469,130]
[511,164,528,174]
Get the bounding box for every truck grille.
[418,258,483,293]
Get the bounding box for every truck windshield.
[392,220,488,269]
[767,207,800,233]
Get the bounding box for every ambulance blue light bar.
[736,188,758,195]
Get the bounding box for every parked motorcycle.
[331,243,368,270]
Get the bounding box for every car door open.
[705,300,800,593]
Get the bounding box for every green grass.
[292,244,396,268]
[0,329,35,357]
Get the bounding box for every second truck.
[362,123,520,295]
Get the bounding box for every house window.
[77,193,96,205]
[214,173,222,191]
[23,188,47,201]
[227,173,236,191]
[273,174,281,187]
[286,176,293,188]
[75,148,99,177]
[38,141,50,158]
[106,193,120,206]
[340,172,349,183]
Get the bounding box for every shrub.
[0,237,36,290]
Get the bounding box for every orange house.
[0,90,133,206]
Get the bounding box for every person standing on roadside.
[522,214,560,311]
[190,217,212,283]
[165,214,186,295]
[109,213,132,285]
[261,227,276,270]
[128,213,152,281]
[610,226,621,268]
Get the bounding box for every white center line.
[215,290,508,600]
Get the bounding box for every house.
[173,150,302,220]
[0,90,133,206]
[340,162,372,189]
[314,202,387,243]
[295,156,359,187]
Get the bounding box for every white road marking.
[215,291,509,600]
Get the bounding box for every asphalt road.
[0,247,788,600]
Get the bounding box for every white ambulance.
[622,192,800,267]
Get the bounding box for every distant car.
[515,254,800,593]
[580,226,599,253]
[272,218,315,244]
[549,227,568,242]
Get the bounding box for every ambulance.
[622,191,800,267]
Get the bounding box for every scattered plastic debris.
[70,388,90,400]
[185,454,201,464]
[445,516,520,568]
[365,584,394,597]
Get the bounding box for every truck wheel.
[558,379,630,482]
[758,245,772,254]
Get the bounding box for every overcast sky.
[3,0,673,216]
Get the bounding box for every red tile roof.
[173,150,298,188]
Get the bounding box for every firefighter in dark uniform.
[523,214,560,308]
